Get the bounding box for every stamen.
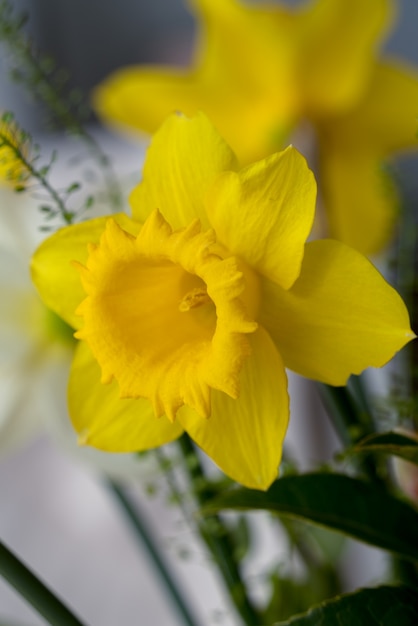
[179,287,211,312]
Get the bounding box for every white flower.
[0,188,146,480]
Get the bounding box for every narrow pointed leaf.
[350,431,418,464]
[273,585,418,626]
[202,473,418,561]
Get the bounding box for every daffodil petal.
[129,112,238,229]
[318,148,398,254]
[208,146,316,288]
[190,0,299,161]
[316,62,418,253]
[260,239,415,386]
[68,342,183,452]
[362,61,418,150]
[31,213,139,329]
[93,1,298,165]
[300,0,393,115]
[190,0,294,90]
[93,68,196,136]
[178,327,288,490]
[318,62,418,152]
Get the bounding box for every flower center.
[75,210,258,421]
[179,287,211,312]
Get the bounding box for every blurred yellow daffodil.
[93,0,418,255]
[0,115,29,186]
[31,113,414,489]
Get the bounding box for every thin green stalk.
[0,0,123,211]
[318,384,360,447]
[178,434,261,626]
[391,555,418,588]
[107,481,201,626]
[318,383,382,483]
[0,540,86,626]
[154,448,194,525]
[318,383,375,444]
[347,374,375,432]
[279,518,342,596]
[394,198,418,428]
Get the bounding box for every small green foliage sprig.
[0,111,92,229]
[0,0,123,212]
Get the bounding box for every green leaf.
[202,473,418,561]
[1,111,14,123]
[38,165,50,177]
[350,431,418,464]
[273,585,418,625]
[66,182,81,194]
[84,195,95,209]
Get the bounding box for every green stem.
[347,374,375,431]
[0,1,123,210]
[318,383,382,483]
[318,384,361,446]
[178,434,261,626]
[279,518,342,596]
[318,383,376,443]
[391,555,418,588]
[107,481,201,626]
[395,200,418,428]
[0,129,73,224]
[154,448,194,525]
[0,540,85,626]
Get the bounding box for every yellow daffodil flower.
[93,0,418,255]
[31,113,414,490]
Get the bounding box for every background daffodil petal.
[208,146,316,289]
[92,68,197,136]
[69,342,183,452]
[93,0,299,165]
[316,62,418,254]
[299,0,393,115]
[362,61,418,151]
[189,0,295,91]
[189,0,299,161]
[94,67,294,168]
[318,62,418,152]
[318,148,398,255]
[31,214,139,329]
[178,327,289,490]
[260,239,415,386]
[130,112,238,229]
